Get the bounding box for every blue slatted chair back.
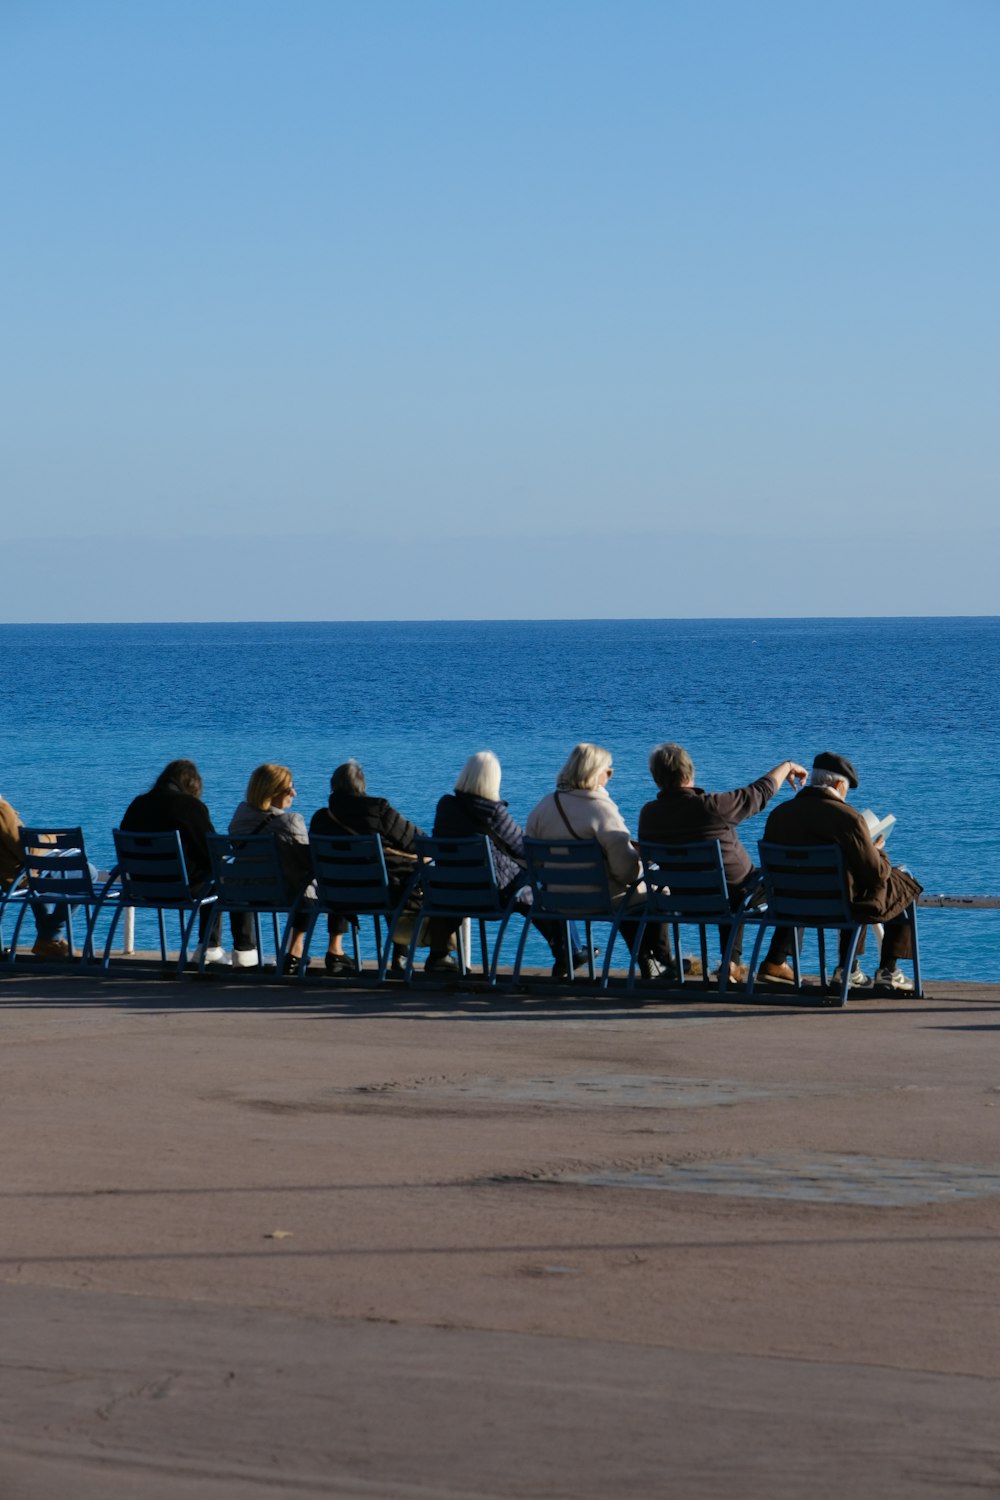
[757,842,853,923]
[207,833,294,912]
[308,833,395,915]
[112,828,195,905]
[522,838,614,920]
[637,840,732,921]
[6,827,114,966]
[415,836,505,919]
[17,828,100,903]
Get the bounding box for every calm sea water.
[2,618,998,980]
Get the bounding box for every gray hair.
[455,751,502,801]
[809,767,847,795]
[649,742,694,791]
[557,742,613,791]
[331,759,366,797]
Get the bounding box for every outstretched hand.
[785,762,808,789]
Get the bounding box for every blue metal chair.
[299,833,419,984]
[3,828,118,967]
[512,838,627,986]
[100,829,218,974]
[206,833,309,974]
[635,840,764,993]
[747,842,922,1006]
[407,835,524,985]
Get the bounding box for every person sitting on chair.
[308,760,425,976]
[762,751,923,994]
[228,764,315,975]
[526,742,673,980]
[120,759,225,965]
[0,792,85,959]
[424,750,586,977]
[637,742,808,984]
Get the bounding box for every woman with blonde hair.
[525,742,672,980]
[228,763,314,974]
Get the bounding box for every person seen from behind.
[309,760,425,976]
[638,742,808,983]
[228,764,315,975]
[762,751,923,994]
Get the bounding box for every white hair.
[455,750,502,801]
[809,768,847,796]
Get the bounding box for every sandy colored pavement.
[1,967,999,1497]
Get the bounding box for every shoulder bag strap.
[552,792,582,841]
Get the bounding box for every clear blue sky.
[3,0,997,620]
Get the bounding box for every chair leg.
[511,915,535,985]
[489,910,517,987]
[839,927,864,1007]
[744,922,771,996]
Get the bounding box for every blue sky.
[2,0,997,620]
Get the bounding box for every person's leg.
[230,911,257,964]
[758,925,795,981]
[618,918,673,971]
[425,916,459,970]
[875,913,915,990]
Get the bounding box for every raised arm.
[765,760,808,790]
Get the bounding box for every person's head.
[557,742,614,791]
[454,750,502,801]
[808,751,859,798]
[331,760,366,797]
[245,763,295,811]
[648,742,695,791]
[152,759,203,799]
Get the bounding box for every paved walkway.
[1,969,998,1496]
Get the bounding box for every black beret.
[813,751,859,789]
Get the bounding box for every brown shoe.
[32,938,70,959]
[759,959,795,984]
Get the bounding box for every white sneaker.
[874,967,914,994]
[232,948,259,968]
[192,944,231,967]
[829,966,871,990]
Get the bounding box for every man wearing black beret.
[762,751,922,994]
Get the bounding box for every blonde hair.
[557,742,613,791]
[454,751,502,801]
[246,763,293,811]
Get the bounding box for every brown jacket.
[0,798,23,890]
[763,786,921,923]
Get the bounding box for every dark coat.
[120,782,215,886]
[638,774,778,888]
[763,786,922,923]
[432,792,526,895]
[309,789,424,884]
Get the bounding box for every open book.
[861,808,896,843]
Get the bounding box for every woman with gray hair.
[424,751,585,975]
[526,743,672,979]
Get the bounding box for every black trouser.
[231,906,311,950]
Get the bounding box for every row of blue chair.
[0,825,921,1004]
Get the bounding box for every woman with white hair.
[424,751,585,976]
[526,742,672,979]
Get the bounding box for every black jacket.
[120,782,215,886]
[309,789,424,883]
[432,792,526,895]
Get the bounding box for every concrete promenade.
[1,965,999,1497]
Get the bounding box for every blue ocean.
[2,618,998,980]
